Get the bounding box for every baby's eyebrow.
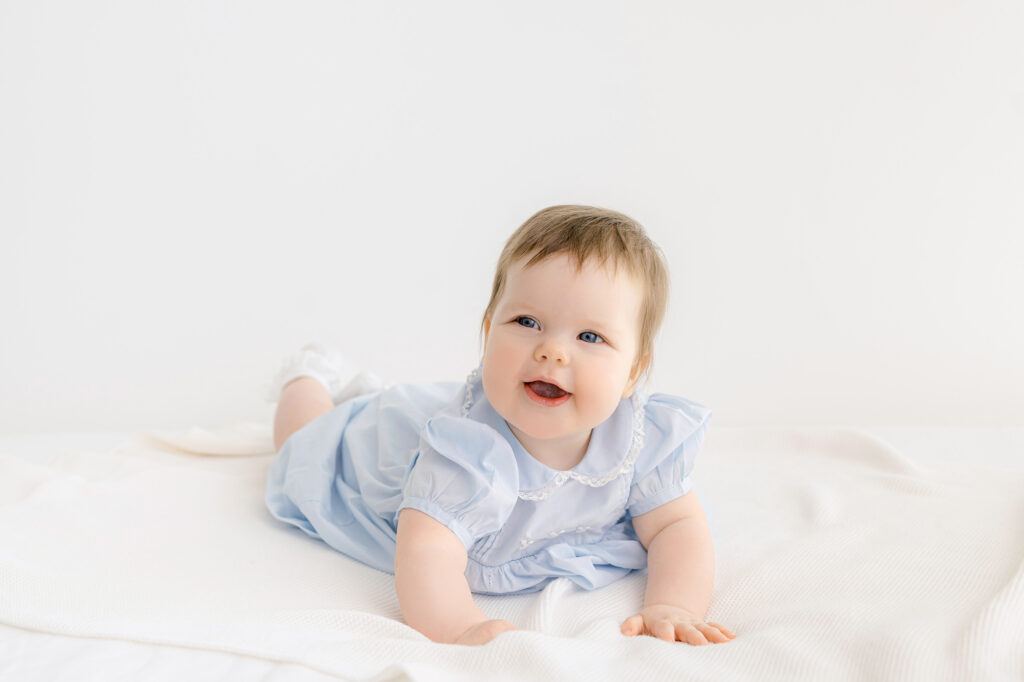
[571,312,622,331]
[581,315,620,329]
[504,302,548,317]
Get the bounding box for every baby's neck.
[506,424,592,471]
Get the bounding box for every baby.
[265,205,734,646]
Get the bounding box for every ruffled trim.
[466,524,648,595]
[267,343,386,405]
[462,367,480,417]
[266,343,351,404]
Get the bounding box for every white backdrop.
[2,1,1022,435]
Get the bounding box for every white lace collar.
[461,367,646,501]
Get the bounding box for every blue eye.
[516,316,539,329]
[579,331,604,344]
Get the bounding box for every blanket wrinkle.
[145,423,275,457]
[792,482,844,527]
[516,576,572,632]
[835,430,926,475]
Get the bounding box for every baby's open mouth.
[526,381,568,400]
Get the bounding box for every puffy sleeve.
[399,414,519,550]
[626,394,712,518]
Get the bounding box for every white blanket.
[1,427,1022,681]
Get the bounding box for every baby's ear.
[482,318,491,346]
[622,354,650,398]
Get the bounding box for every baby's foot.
[266,343,353,405]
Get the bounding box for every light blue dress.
[265,366,711,595]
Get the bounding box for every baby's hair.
[481,205,670,386]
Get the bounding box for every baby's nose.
[535,341,568,364]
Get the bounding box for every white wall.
[2,1,1022,435]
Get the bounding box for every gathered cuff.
[627,477,694,518]
[399,497,475,550]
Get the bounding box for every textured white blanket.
[1,427,1022,681]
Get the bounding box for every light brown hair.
[481,205,670,387]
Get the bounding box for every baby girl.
[265,205,734,647]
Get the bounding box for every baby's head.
[482,205,669,384]
[479,205,669,446]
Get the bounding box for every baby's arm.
[394,509,516,645]
[620,492,735,645]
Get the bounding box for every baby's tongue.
[528,381,567,399]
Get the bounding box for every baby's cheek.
[483,337,517,375]
[481,353,521,424]
[480,364,504,409]
[584,376,627,419]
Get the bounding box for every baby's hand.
[454,619,517,646]
[620,605,735,645]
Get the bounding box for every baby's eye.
[578,331,604,344]
[515,316,539,329]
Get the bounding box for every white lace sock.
[265,343,386,405]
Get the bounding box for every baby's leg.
[273,377,333,452]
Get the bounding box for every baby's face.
[481,253,644,448]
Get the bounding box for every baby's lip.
[524,376,570,393]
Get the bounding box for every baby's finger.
[695,622,730,643]
[674,623,709,646]
[707,622,736,639]
[620,615,643,636]
[653,620,676,643]
[455,619,517,646]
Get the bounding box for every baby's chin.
[500,411,599,445]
